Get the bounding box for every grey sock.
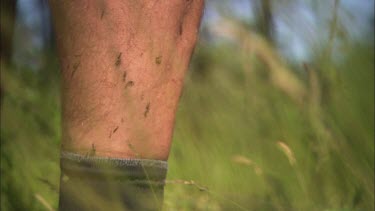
[58,151,168,211]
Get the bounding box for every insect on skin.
[100,9,105,19]
[155,56,162,65]
[122,71,127,82]
[109,126,119,138]
[87,143,96,157]
[125,81,134,89]
[113,126,119,133]
[144,102,150,117]
[71,61,80,78]
[179,24,183,35]
[127,143,140,157]
[115,52,122,66]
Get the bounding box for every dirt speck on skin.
[155,56,162,65]
[115,53,122,66]
[125,81,134,89]
[144,102,150,117]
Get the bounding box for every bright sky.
[202,0,374,61]
[13,0,374,67]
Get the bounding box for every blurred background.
[0,0,374,210]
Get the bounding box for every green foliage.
[163,42,374,210]
[1,59,61,211]
[1,15,373,211]
[1,42,373,211]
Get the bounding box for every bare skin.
[49,0,204,160]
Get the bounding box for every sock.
[58,151,168,211]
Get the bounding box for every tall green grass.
[164,41,374,210]
[1,32,373,211]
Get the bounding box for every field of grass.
[1,23,374,211]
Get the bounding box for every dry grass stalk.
[34,193,55,211]
[212,18,307,104]
[277,141,297,166]
[232,155,263,175]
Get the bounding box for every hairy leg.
[49,0,204,160]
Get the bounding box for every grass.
[1,33,374,211]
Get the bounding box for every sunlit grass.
[1,28,373,211]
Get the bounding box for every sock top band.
[60,151,168,182]
[59,151,167,210]
[61,151,168,170]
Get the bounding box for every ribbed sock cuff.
[59,151,168,211]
